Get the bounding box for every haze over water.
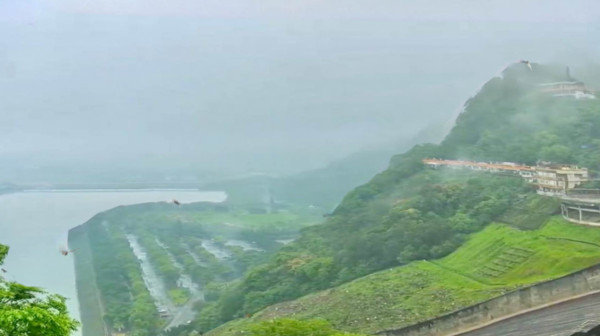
[0,190,226,335]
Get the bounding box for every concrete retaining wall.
[376,263,600,336]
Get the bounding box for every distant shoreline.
[0,189,20,196]
[22,188,220,193]
[7,180,219,190]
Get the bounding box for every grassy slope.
[498,194,561,230]
[440,218,600,285]
[207,217,600,335]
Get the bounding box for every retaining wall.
[376,263,600,336]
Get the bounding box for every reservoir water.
[0,189,226,336]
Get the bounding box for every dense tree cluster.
[87,215,159,336]
[83,202,305,334]
[0,244,79,336]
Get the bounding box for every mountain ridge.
[194,62,600,334]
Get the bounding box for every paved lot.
[458,293,600,336]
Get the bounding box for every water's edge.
[65,191,227,336]
[69,225,107,336]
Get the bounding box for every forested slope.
[207,218,600,335]
[196,62,600,331]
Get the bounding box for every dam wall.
[376,263,600,336]
[69,224,109,336]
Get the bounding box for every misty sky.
[1,0,599,182]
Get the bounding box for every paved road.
[458,293,600,336]
[155,239,205,331]
[165,292,202,330]
[125,235,176,314]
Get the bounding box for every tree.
[0,244,79,336]
[540,144,573,163]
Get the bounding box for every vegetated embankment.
[69,224,108,336]
[206,218,600,336]
[377,262,600,336]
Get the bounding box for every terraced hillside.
[207,218,600,335]
[440,219,600,285]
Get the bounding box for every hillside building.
[422,159,534,177]
[422,159,588,195]
[534,164,589,196]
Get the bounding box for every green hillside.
[74,202,321,336]
[207,218,600,335]
[195,62,600,331]
[75,62,600,336]
[204,149,405,211]
[271,124,449,209]
[203,124,445,211]
[271,149,397,209]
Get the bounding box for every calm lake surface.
[0,189,226,335]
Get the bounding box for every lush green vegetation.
[498,194,560,230]
[439,64,600,170]
[69,226,106,336]
[196,63,600,330]
[441,219,600,285]
[167,318,367,336]
[246,319,366,336]
[0,244,79,336]
[81,201,319,334]
[199,170,532,328]
[208,218,600,335]
[86,214,160,336]
[78,63,600,335]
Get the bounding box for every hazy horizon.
[1,0,599,183]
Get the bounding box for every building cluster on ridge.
[423,158,600,226]
[422,159,589,196]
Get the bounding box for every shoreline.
[1,190,228,336]
[22,188,221,193]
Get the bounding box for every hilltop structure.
[533,65,596,99]
[538,81,595,99]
